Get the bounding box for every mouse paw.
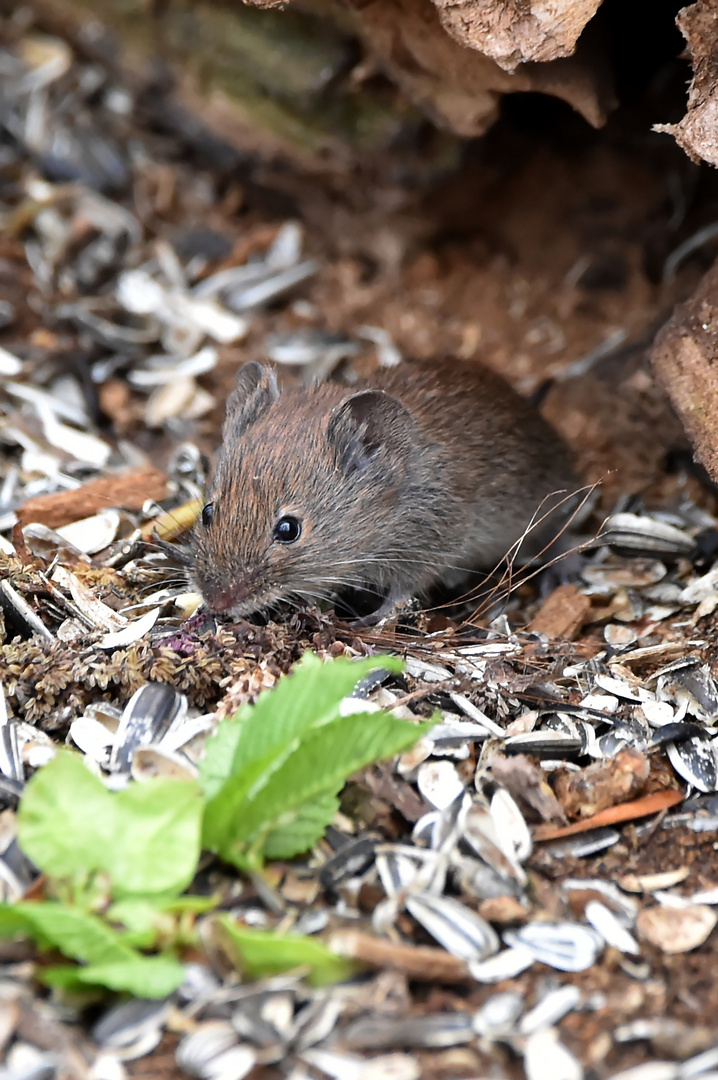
[350,593,414,627]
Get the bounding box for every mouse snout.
[195,565,267,616]
[202,586,238,614]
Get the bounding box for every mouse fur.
[191,358,575,619]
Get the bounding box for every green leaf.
[104,779,203,897]
[206,710,434,867]
[107,894,216,948]
[16,752,109,883]
[0,902,135,965]
[0,905,54,949]
[43,956,186,998]
[104,898,168,948]
[262,790,340,861]
[201,652,432,866]
[0,900,186,998]
[18,752,203,897]
[200,746,292,855]
[219,916,358,987]
[199,653,403,800]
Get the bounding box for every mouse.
[191,358,576,621]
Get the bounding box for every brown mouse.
[191,358,575,620]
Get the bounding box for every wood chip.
[17,467,169,530]
[478,896,529,925]
[529,584,593,640]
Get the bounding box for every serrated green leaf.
[18,752,202,898]
[201,744,293,854]
[199,653,403,801]
[43,955,186,997]
[219,916,358,987]
[3,902,135,965]
[207,712,434,867]
[0,905,54,949]
[262,790,340,861]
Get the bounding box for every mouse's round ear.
[327,389,414,474]
[223,362,279,439]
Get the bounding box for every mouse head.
[192,362,416,617]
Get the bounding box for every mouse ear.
[327,390,414,474]
[223,362,279,439]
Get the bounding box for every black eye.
[201,503,214,528]
[273,516,302,543]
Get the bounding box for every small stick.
[328,928,471,983]
[533,788,685,842]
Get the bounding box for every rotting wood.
[247,0,605,73]
[655,0,718,167]
[432,0,604,72]
[344,0,615,134]
[15,0,614,176]
[11,0,439,175]
[651,258,718,483]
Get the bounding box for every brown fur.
[191,359,575,618]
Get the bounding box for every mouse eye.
[201,503,215,528]
[273,515,302,544]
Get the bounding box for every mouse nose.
[194,575,231,613]
[204,589,234,613]
[199,574,260,615]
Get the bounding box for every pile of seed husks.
[3,21,718,1080]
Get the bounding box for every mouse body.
[191,358,575,619]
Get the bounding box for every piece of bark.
[434,0,604,72]
[529,583,593,640]
[655,0,718,166]
[17,466,169,530]
[651,258,718,483]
